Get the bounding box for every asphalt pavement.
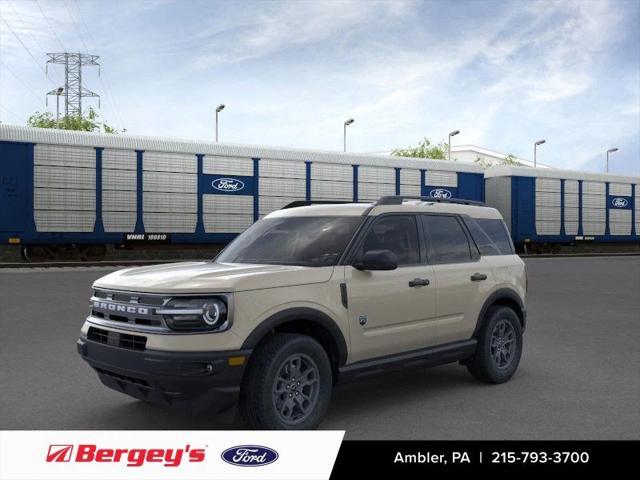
[1,257,638,439]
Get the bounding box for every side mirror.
[353,249,398,271]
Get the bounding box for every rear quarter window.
[467,218,514,255]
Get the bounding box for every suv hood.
[93,261,334,294]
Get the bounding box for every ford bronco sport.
[78,196,526,429]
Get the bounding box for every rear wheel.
[239,333,332,430]
[467,306,522,383]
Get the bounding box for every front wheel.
[467,306,523,383]
[239,333,332,430]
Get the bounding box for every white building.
[451,145,552,169]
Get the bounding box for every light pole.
[215,104,225,142]
[606,148,618,173]
[55,87,64,127]
[343,118,354,152]
[447,130,460,161]
[534,139,546,167]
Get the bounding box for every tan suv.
[78,196,527,429]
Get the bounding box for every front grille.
[90,289,169,331]
[87,326,147,351]
[94,367,150,387]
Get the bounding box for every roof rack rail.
[375,195,486,206]
[281,200,357,209]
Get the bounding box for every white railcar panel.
[34,165,95,190]
[358,182,395,201]
[609,183,632,196]
[425,170,457,187]
[143,151,196,173]
[144,213,197,232]
[144,192,197,213]
[259,177,305,197]
[564,192,579,208]
[204,156,253,176]
[609,210,632,235]
[564,180,579,193]
[359,166,395,184]
[582,194,605,209]
[535,178,561,192]
[582,181,606,195]
[311,163,352,181]
[400,169,420,186]
[259,196,294,215]
[582,222,605,235]
[535,220,560,235]
[204,214,253,233]
[102,190,136,211]
[103,211,136,232]
[259,159,305,179]
[536,206,561,221]
[102,149,136,170]
[399,184,421,196]
[34,210,95,232]
[311,180,352,200]
[204,195,253,214]
[610,222,632,235]
[484,177,512,231]
[34,144,95,168]
[535,191,561,207]
[103,169,136,191]
[565,221,579,235]
[582,208,607,222]
[564,207,579,223]
[34,188,95,211]
[143,171,196,193]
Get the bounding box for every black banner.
[330,441,638,477]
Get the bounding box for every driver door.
[345,214,437,362]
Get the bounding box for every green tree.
[474,153,523,169]
[27,107,121,133]
[391,137,451,160]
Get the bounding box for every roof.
[451,145,552,169]
[484,164,639,184]
[266,200,503,220]
[0,124,484,173]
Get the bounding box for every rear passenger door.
[346,214,437,362]
[421,215,493,344]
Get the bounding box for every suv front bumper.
[77,336,251,412]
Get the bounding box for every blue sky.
[1,0,639,175]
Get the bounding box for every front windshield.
[216,216,362,267]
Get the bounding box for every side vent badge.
[358,314,368,326]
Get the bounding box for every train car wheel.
[79,245,107,262]
[22,245,51,263]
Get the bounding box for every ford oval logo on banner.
[221,445,279,467]
[611,197,629,208]
[212,177,245,192]
[429,188,452,199]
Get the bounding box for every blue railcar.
[0,125,485,260]
[485,165,639,251]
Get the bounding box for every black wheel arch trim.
[241,307,348,366]
[473,288,526,337]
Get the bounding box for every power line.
[34,0,66,52]
[62,0,89,51]
[0,59,44,104]
[0,16,56,86]
[0,104,23,123]
[70,0,126,128]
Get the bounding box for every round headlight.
[203,301,225,326]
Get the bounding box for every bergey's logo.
[212,178,245,192]
[221,445,279,467]
[429,188,452,199]
[611,197,629,208]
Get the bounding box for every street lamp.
[55,87,64,127]
[343,118,354,152]
[448,130,460,161]
[215,104,225,142]
[606,148,618,173]
[533,139,546,167]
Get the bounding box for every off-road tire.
[239,333,332,430]
[467,306,522,384]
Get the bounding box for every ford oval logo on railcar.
[429,188,452,199]
[221,445,279,467]
[212,178,245,192]
[611,197,629,208]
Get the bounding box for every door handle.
[470,273,487,281]
[409,278,430,287]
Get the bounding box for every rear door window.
[467,218,514,255]
[422,215,472,264]
[358,215,420,266]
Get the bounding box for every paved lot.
[1,257,638,439]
